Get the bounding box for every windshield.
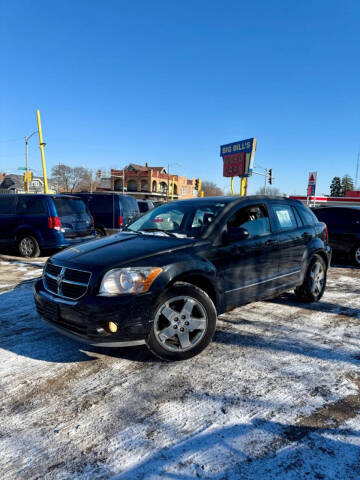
[126,202,226,238]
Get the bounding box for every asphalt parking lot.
[0,254,359,480]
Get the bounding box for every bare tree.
[201,181,224,196]
[51,164,90,192]
[255,186,282,196]
[78,169,103,192]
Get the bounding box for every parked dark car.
[137,199,154,214]
[0,194,95,257]
[66,193,140,237]
[34,196,331,360]
[312,206,360,265]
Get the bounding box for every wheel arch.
[311,249,329,269]
[15,227,41,243]
[169,272,219,312]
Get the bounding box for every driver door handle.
[265,239,275,246]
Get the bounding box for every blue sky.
[1,0,359,195]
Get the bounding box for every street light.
[25,131,38,193]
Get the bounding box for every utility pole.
[355,152,359,190]
[264,168,268,194]
[123,169,125,194]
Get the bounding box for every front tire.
[146,282,217,361]
[294,254,327,303]
[17,235,40,258]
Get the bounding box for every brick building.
[110,163,198,201]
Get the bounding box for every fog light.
[108,321,118,333]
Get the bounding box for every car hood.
[50,232,195,271]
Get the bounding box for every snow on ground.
[0,257,359,479]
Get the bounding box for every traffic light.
[268,169,273,185]
[195,178,201,190]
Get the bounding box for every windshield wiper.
[140,228,178,238]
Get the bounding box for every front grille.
[43,263,91,300]
[46,263,62,276]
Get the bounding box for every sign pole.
[25,136,29,193]
[36,110,49,194]
[230,177,235,195]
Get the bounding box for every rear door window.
[272,204,297,230]
[0,196,17,214]
[16,196,46,215]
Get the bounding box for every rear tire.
[146,282,217,361]
[17,235,40,258]
[352,244,360,267]
[95,227,106,237]
[294,254,326,303]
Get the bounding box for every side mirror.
[222,227,249,244]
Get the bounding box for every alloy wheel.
[19,237,35,257]
[154,296,208,352]
[310,261,325,296]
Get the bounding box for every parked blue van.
[67,193,140,237]
[0,194,96,257]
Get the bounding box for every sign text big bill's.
[220,138,257,178]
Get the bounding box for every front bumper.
[34,279,154,347]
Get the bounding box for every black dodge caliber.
[34,196,331,361]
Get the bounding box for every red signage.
[307,185,315,196]
[223,152,246,177]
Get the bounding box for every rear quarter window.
[0,196,17,214]
[89,196,113,214]
[296,204,317,226]
[16,196,47,215]
[138,202,147,213]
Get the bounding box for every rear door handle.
[302,232,311,238]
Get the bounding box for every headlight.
[99,267,163,296]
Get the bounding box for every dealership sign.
[220,138,257,178]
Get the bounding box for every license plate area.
[41,300,59,322]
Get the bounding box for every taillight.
[48,216,61,231]
[91,216,94,226]
[322,222,328,242]
[118,215,123,227]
